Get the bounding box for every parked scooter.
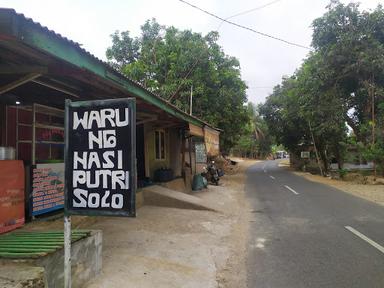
[203,160,220,185]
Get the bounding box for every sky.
[1,0,383,104]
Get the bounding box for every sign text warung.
[64,99,136,217]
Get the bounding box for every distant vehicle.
[275,151,288,159]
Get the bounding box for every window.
[155,130,166,160]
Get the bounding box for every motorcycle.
[202,160,220,185]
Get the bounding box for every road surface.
[246,160,384,288]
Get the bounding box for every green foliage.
[232,103,273,158]
[338,168,348,179]
[106,31,140,69]
[260,76,309,156]
[363,102,384,175]
[261,1,384,173]
[311,1,384,142]
[106,19,248,152]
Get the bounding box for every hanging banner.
[0,160,25,234]
[32,163,65,216]
[204,126,220,157]
[189,123,204,137]
[65,98,136,217]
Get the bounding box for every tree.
[260,76,308,156]
[296,53,348,171]
[106,30,140,69]
[311,1,384,173]
[106,19,248,152]
[312,1,384,142]
[261,1,384,175]
[232,103,272,158]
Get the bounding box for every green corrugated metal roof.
[0,230,90,259]
[0,8,220,132]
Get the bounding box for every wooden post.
[189,137,193,175]
[16,106,19,159]
[32,104,36,165]
[181,129,185,171]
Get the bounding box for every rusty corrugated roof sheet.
[0,8,220,131]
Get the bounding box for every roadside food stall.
[0,8,220,234]
[2,104,65,221]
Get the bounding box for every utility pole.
[190,85,193,115]
[370,77,377,179]
[308,120,324,177]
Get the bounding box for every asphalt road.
[246,160,384,288]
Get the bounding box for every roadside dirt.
[291,169,384,207]
[23,159,256,288]
[21,158,258,287]
[277,159,384,207]
[204,159,258,288]
[83,158,258,288]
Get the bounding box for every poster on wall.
[65,98,136,217]
[0,160,25,234]
[31,163,65,216]
[195,142,207,163]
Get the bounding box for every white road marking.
[262,164,267,173]
[251,238,267,250]
[345,226,384,254]
[269,175,275,180]
[284,185,299,195]
[256,243,265,248]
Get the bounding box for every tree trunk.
[319,149,329,175]
[335,145,343,170]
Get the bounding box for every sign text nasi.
[65,99,136,217]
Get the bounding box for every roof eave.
[0,8,220,131]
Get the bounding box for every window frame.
[154,130,166,160]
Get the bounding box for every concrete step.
[142,185,218,212]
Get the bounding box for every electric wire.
[217,0,284,29]
[248,86,275,89]
[226,0,284,19]
[178,0,311,50]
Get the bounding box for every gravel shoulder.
[292,170,384,207]
[209,159,258,288]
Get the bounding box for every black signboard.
[64,98,136,217]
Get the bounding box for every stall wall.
[144,123,170,179]
[169,128,182,177]
[6,107,32,161]
[184,141,206,176]
[0,160,25,234]
[0,104,5,146]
